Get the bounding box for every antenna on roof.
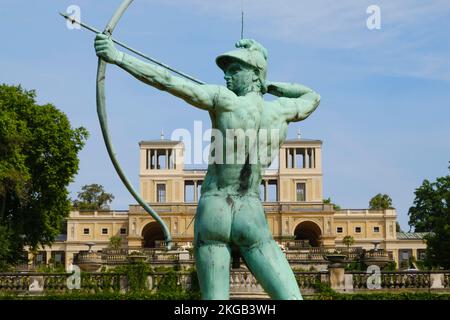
[297,129,301,140]
[241,0,245,39]
[160,129,165,140]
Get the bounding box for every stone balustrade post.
[430,273,444,289]
[119,275,128,293]
[344,273,354,292]
[328,266,346,292]
[29,276,44,294]
[146,275,154,291]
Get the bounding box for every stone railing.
[281,203,334,212]
[1,270,450,297]
[129,202,334,215]
[344,271,450,292]
[295,272,324,289]
[335,209,396,216]
[285,252,325,261]
[100,246,368,266]
[230,270,267,298]
[352,271,430,290]
[0,272,123,293]
[445,273,450,288]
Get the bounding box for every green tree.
[0,84,88,265]
[342,235,355,251]
[323,197,341,210]
[108,236,122,249]
[72,184,114,210]
[0,225,12,271]
[369,193,393,210]
[408,164,450,268]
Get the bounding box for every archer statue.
[95,34,320,300]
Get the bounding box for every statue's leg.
[195,242,231,299]
[194,194,232,300]
[240,240,302,300]
[231,196,302,300]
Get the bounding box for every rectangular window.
[157,184,166,203]
[101,228,108,235]
[296,183,306,202]
[373,226,380,233]
[36,252,45,263]
[54,253,62,263]
[34,251,47,266]
[336,227,343,233]
[120,228,127,235]
[83,228,90,235]
[267,180,278,202]
[259,183,265,202]
[401,251,409,260]
[52,252,65,266]
[184,181,195,203]
[418,250,426,261]
[355,227,361,233]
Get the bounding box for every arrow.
[59,12,205,85]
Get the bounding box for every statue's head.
[216,39,268,95]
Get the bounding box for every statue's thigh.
[194,195,232,245]
[231,196,272,247]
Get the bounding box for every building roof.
[139,140,182,146]
[396,232,430,240]
[284,139,322,144]
[140,139,322,146]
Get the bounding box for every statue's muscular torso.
[201,91,264,197]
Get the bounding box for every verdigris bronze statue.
[95,31,320,301]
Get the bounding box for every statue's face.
[224,62,257,95]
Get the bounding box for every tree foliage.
[108,236,122,249]
[0,84,88,264]
[72,184,114,210]
[408,164,450,268]
[0,225,12,271]
[323,197,341,210]
[342,235,355,249]
[369,193,393,210]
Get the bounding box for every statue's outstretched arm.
[267,82,321,122]
[95,34,235,111]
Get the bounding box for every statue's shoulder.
[260,100,286,122]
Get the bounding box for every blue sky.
[1,0,450,231]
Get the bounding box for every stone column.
[165,149,169,169]
[194,181,198,202]
[305,148,310,169]
[264,180,268,202]
[293,148,297,168]
[311,148,315,168]
[286,148,291,168]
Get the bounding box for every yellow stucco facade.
[31,137,426,270]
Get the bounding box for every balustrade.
[352,271,431,289]
[1,270,450,296]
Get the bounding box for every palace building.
[28,136,427,271]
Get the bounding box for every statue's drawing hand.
[95,33,122,64]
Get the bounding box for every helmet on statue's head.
[216,39,268,84]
